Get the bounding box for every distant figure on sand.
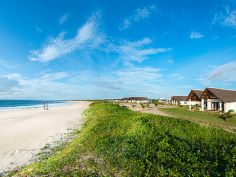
[44,101,49,110]
[43,102,46,110]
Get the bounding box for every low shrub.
[219,110,235,121]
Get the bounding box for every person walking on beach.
[46,102,49,110]
[43,102,46,110]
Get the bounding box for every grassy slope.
[14,102,236,176]
[161,107,236,132]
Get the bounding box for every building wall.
[187,101,201,106]
[224,102,236,112]
[179,101,188,105]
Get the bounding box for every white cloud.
[212,7,236,27]
[190,32,204,39]
[171,73,184,80]
[35,25,43,33]
[29,14,104,62]
[120,5,156,30]
[109,37,171,62]
[224,10,236,27]
[202,60,236,85]
[0,76,19,92]
[167,59,174,63]
[59,13,69,24]
[1,72,81,99]
[94,66,165,97]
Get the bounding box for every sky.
[1,0,236,100]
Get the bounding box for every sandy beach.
[0,101,90,173]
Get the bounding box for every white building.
[171,96,188,106]
[186,90,203,110]
[121,97,150,103]
[200,88,236,113]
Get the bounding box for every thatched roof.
[186,90,203,101]
[171,96,187,101]
[201,88,236,103]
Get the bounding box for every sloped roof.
[192,90,203,98]
[202,88,236,102]
[171,96,187,101]
[186,90,203,101]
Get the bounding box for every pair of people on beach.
[44,102,49,110]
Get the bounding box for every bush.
[219,110,235,121]
[140,103,145,109]
[152,99,159,107]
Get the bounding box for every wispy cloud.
[167,59,174,64]
[35,25,43,33]
[59,13,70,25]
[2,72,80,99]
[94,66,164,96]
[212,7,236,27]
[0,76,19,92]
[224,10,236,27]
[120,4,156,30]
[29,14,104,62]
[201,60,236,85]
[171,73,184,80]
[190,32,204,39]
[109,37,171,63]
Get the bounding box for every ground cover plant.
[13,102,236,176]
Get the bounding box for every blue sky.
[1,0,236,100]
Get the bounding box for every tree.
[132,104,136,109]
[153,99,159,107]
[140,103,145,109]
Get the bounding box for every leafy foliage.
[219,110,235,122]
[140,103,145,109]
[15,102,236,176]
[152,99,159,107]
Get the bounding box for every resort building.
[186,90,203,110]
[200,88,236,112]
[171,96,188,106]
[120,97,150,103]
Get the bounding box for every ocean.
[0,100,64,109]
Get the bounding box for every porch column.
[189,99,192,111]
[219,102,222,112]
[201,99,204,111]
[207,99,211,110]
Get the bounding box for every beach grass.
[12,102,236,176]
[161,107,236,132]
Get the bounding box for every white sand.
[0,101,90,173]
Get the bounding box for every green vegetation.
[13,102,236,176]
[152,99,159,107]
[140,103,145,109]
[219,110,236,122]
[161,107,236,132]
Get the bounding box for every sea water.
[0,100,65,109]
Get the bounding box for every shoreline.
[0,101,90,173]
[0,101,72,111]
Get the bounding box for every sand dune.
[0,101,90,173]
